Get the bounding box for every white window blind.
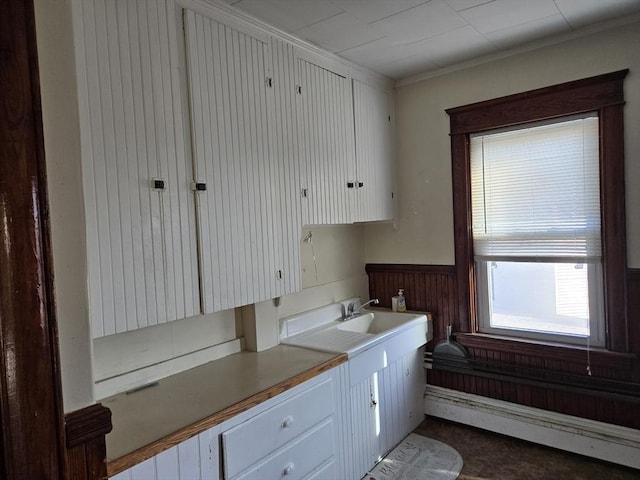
[470,115,601,262]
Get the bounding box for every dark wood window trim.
[1,0,67,477]
[447,69,631,354]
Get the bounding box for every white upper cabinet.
[269,38,303,297]
[296,58,395,225]
[75,0,200,338]
[297,57,357,225]
[184,10,277,313]
[184,11,302,313]
[75,0,393,337]
[352,80,395,223]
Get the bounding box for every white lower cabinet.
[110,349,424,480]
[109,431,217,480]
[231,419,334,480]
[221,375,336,479]
[110,364,348,480]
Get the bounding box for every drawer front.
[233,419,334,480]
[303,459,336,480]
[223,378,334,478]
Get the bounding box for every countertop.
[103,344,347,476]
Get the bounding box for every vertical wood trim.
[628,269,640,359]
[600,104,628,351]
[0,0,66,477]
[450,132,473,333]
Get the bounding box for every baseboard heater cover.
[424,385,640,470]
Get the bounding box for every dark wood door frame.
[1,0,67,478]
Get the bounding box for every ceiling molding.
[396,13,640,88]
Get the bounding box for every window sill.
[454,332,637,371]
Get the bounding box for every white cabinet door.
[352,79,395,222]
[269,38,303,297]
[350,374,383,475]
[349,348,426,475]
[109,430,217,480]
[76,0,199,338]
[297,57,356,225]
[377,349,425,457]
[184,10,281,313]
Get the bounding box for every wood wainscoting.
[65,404,112,480]
[366,264,458,349]
[366,264,640,429]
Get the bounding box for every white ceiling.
[221,0,640,80]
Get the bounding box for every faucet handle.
[347,301,356,314]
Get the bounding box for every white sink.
[338,311,417,335]
[280,302,432,360]
[281,304,432,386]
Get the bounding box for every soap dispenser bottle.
[397,289,407,312]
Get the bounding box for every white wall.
[34,0,95,413]
[365,20,640,268]
[242,225,369,352]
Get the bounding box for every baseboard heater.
[424,385,640,470]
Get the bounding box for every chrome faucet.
[345,298,379,319]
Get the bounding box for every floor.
[413,416,639,480]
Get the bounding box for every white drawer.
[223,377,334,478]
[303,459,336,480]
[233,419,335,480]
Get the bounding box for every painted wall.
[34,0,95,413]
[241,225,368,353]
[365,21,640,268]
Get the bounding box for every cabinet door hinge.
[152,178,166,191]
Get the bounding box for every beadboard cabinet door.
[269,38,303,296]
[110,430,216,480]
[352,79,395,223]
[349,348,425,475]
[75,0,200,337]
[297,57,357,225]
[184,10,300,312]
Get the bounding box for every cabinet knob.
[358,181,364,188]
[283,463,295,476]
[281,416,294,428]
[347,181,355,189]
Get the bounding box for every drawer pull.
[283,463,295,476]
[281,416,294,428]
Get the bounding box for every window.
[470,115,604,346]
[447,70,629,353]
